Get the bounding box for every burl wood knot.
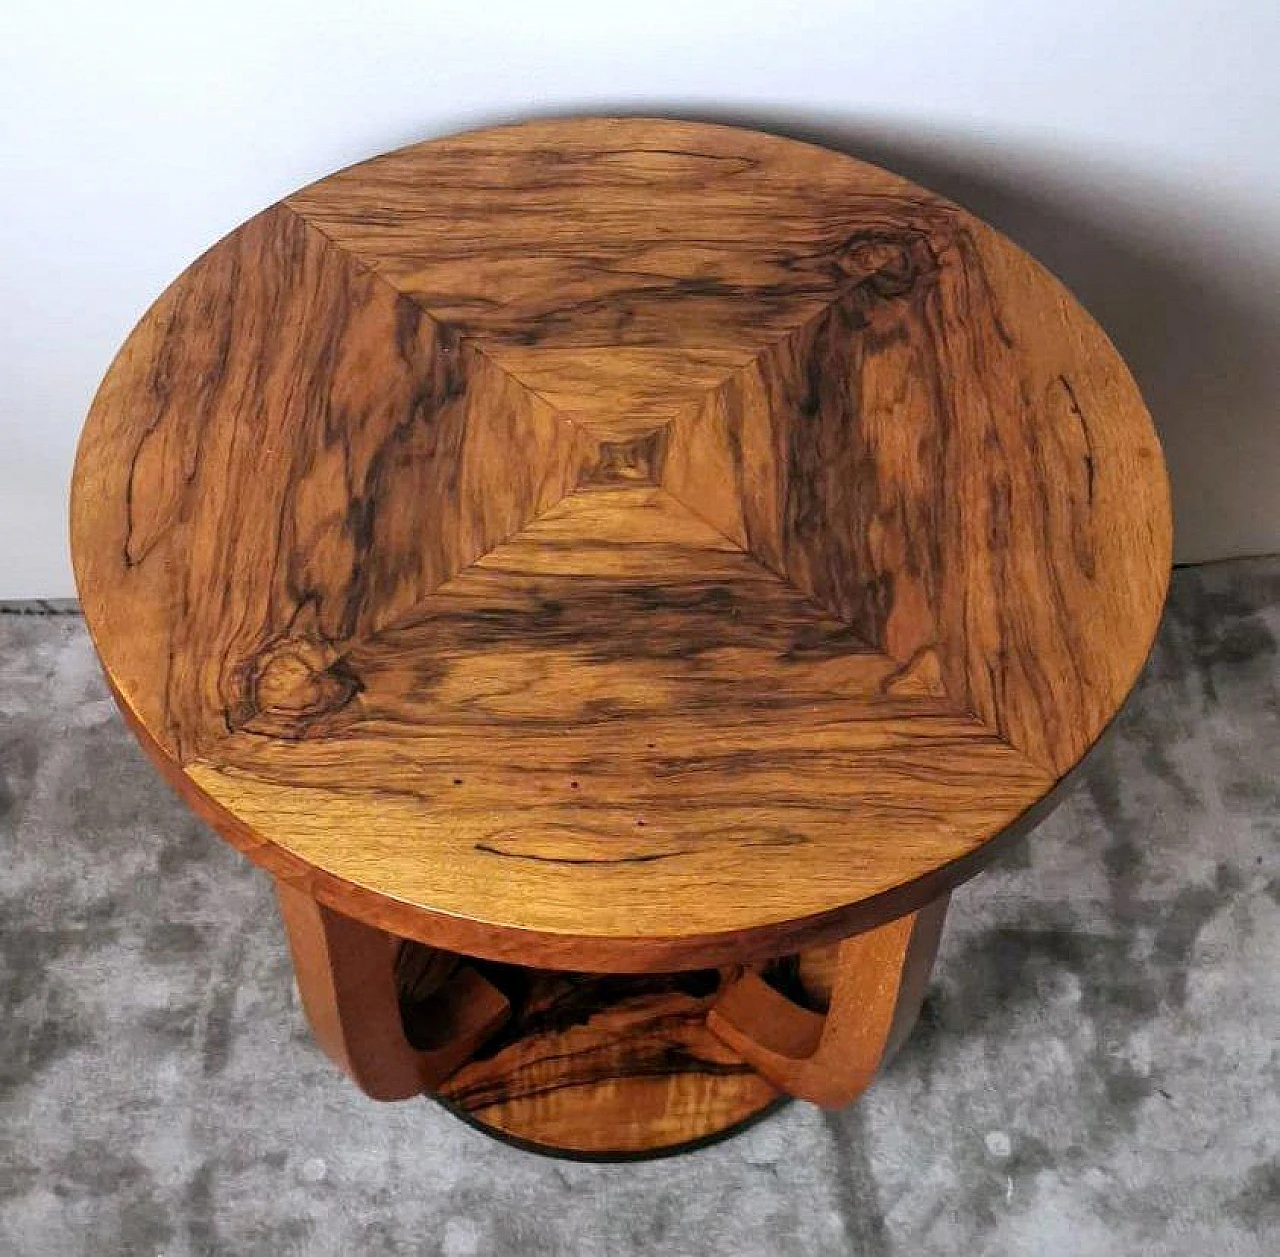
[231,638,360,737]
[838,235,936,296]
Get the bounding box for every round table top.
[72,118,1171,971]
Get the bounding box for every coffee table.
[71,118,1172,1158]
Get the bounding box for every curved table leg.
[274,881,509,1100]
[706,895,949,1109]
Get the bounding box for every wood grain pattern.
[708,895,948,1107]
[478,347,750,441]
[276,883,512,1099]
[274,880,427,1101]
[73,201,597,763]
[433,962,780,1156]
[284,119,939,351]
[662,219,1169,774]
[275,880,938,1151]
[187,487,1051,953]
[72,117,1172,971]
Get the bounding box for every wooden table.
[71,118,1172,1158]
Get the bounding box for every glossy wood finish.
[73,117,1171,976]
[708,896,949,1107]
[274,881,423,1101]
[275,877,940,1154]
[435,962,781,1157]
[204,486,1047,967]
[276,883,510,1099]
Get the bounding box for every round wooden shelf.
[71,118,1171,1156]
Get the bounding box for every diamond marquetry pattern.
[73,119,1170,966]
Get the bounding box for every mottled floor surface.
[1,558,1277,1256]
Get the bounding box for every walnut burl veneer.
[71,118,1171,1157]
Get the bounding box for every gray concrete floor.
[1,558,1277,1256]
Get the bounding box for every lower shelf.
[397,949,823,1157]
[276,880,940,1159]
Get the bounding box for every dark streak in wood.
[474,842,685,867]
[429,962,777,1152]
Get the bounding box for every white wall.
[3,1,1278,597]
